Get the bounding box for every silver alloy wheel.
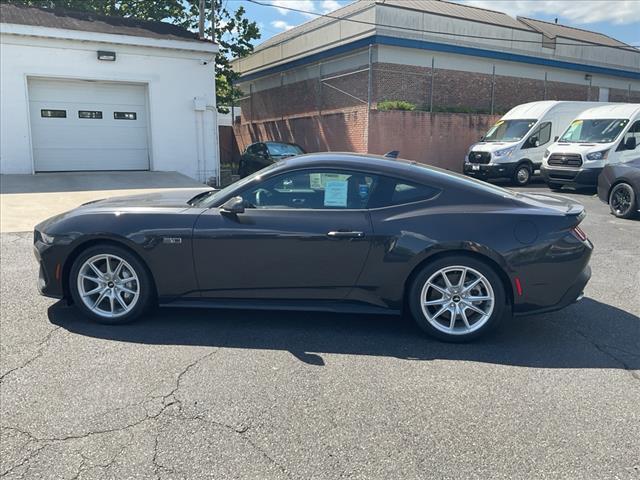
[420,265,495,335]
[77,254,140,319]
[516,166,530,184]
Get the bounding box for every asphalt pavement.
[1,183,638,479]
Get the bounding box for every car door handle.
[327,231,365,238]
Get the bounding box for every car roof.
[577,103,640,119]
[275,152,426,175]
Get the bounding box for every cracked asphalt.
[1,184,639,479]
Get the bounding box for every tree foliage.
[4,0,260,112]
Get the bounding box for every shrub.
[377,100,416,111]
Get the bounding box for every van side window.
[620,121,640,151]
[524,122,551,148]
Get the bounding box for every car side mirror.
[554,136,559,142]
[221,196,245,215]
[624,136,637,150]
[480,136,485,142]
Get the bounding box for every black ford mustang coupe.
[35,154,593,341]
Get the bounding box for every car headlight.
[586,149,609,161]
[40,232,55,244]
[543,149,551,158]
[493,146,516,158]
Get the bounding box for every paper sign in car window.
[324,180,348,207]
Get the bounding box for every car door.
[192,168,376,300]
[522,121,552,169]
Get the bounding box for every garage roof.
[0,3,209,44]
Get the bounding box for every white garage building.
[0,3,219,182]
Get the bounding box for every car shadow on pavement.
[48,298,639,370]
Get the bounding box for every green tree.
[3,0,260,112]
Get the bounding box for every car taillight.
[571,226,588,242]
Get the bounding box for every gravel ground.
[1,184,638,479]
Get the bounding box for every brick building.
[231,0,640,169]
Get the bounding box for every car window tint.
[237,170,378,210]
[370,177,440,208]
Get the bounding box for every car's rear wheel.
[69,244,153,324]
[609,182,637,219]
[512,164,531,186]
[409,256,506,342]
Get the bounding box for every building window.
[542,35,556,49]
[114,112,137,120]
[41,109,66,118]
[79,110,103,119]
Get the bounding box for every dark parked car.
[597,157,640,219]
[35,153,592,342]
[238,141,305,177]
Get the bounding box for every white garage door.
[28,78,149,172]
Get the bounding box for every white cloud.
[271,0,344,17]
[271,19,296,31]
[458,0,640,26]
[271,0,318,17]
[321,0,342,13]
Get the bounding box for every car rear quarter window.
[369,177,441,208]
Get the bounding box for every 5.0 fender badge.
[162,237,182,244]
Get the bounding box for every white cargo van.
[464,101,603,186]
[541,103,640,190]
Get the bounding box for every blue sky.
[227,0,640,47]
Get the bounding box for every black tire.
[547,182,563,191]
[512,163,532,186]
[609,183,637,219]
[408,255,507,342]
[69,244,154,324]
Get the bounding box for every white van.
[464,101,603,186]
[541,103,640,190]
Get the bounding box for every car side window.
[237,170,378,210]
[369,177,440,208]
[524,122,551,149]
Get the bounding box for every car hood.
[79,188,213,209]
[470,141,519,153]
[548,142,613,155]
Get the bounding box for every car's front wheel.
[409,256,507,342]
[69,244,154,324]
[609,182,637,219]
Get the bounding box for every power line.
[245,0,640,52]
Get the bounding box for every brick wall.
[234,106,369,155]
[233,108,499,173]
[368,110,500,172]
[242,62,612,120]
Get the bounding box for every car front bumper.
[463,162,518,180]
[541,166,602,189]
[33,232,66,299]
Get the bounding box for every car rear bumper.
[541,166,602,188]
[463,162,518,180]
[514,264,591,317]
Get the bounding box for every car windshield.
[266,143,304,156]
[483,119,536,142]
[559,119,629,143]
[189,164,280,207]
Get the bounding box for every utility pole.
[199,0,205,39]
[211,0,216,42]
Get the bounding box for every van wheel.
[512,164,531,186]
[408,256,507,342]
[609,183,637,219]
